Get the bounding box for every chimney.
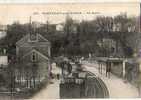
[29,16,38,42]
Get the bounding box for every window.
[29,33,38,42]
[31,52,37,62]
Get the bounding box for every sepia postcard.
[0,1,140,99]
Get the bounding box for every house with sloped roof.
[15,32,51,88]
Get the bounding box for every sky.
[0,2,139,25]
[0,0,139,3]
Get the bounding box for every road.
[32,63,61,99]
[32,79,60,99]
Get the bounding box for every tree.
[96,16,113,33]
[63,15,74,37]
[0,14,137,57]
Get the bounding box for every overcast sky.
[0,0,139,3]
[0,2,139,25]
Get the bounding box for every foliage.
[0,14,138,57]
